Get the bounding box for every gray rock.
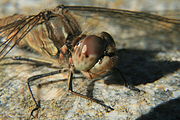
[0,0,180,120]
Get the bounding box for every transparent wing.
[0,8,82,59]
[60,6,180,31]
[0,5,180,60]
[0,13,44,59]
[146,9,180,19]
[59,5,180,50]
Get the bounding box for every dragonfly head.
[72,32,118,79]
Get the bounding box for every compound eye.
[100,32,116,53]
[81,35,106,57]
[72,35,107,71]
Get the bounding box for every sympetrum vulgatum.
[0,5,179,118]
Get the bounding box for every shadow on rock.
[104,49,180,86]
[136,97,180,120]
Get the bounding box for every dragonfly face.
[71,32,117,79]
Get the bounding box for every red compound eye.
[72,35,107,71]
[72,32,117,79]
[81,35,106,57]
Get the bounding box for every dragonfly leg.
[115,67,140,92]
[27,70,63,119]
[3,56,60,68]
[67,66,114,111]
[11,56,52,64]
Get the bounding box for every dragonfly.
[0,5,179,118]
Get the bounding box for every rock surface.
[0,0,180,120]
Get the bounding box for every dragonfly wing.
[59,5,180,31]
[0,8,83,59]
[58,5,180,49]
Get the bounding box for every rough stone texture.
[0,0,180,120]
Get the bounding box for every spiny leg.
[27,69,66,118]
[37,75,85,88]
[38,78,67,88]
[67,66,114,111]
[3,56,59,68]
[115,67,140,92]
